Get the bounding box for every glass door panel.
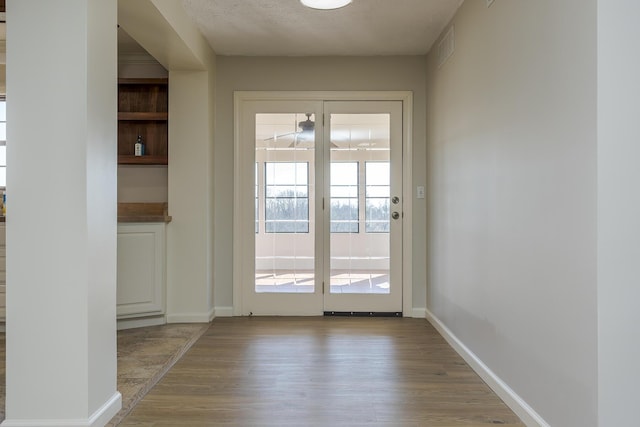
[255,113,316,294]
[329,114,391,295]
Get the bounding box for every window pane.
[365,162,390,233]
[332,186,357,198]
[366,186,390,198]
[330,162,359,234]
[0,167,5,188]
[365,162,390,186]
[255,163,259,233]
[266,162,308,185]
[265,198,308,219]
[0,146,6,167]
[265,162,309,234]
[331,162,358,185]
[366,199,390,232]
[331,198,358,233]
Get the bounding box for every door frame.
[233,91,414,316]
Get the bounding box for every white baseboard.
[425,309,549,427]
[214,306,234,317]
[411,307,427,318]
[1,392,122,427]
[117,315,166,330]
[166,307,215,323]
[89,392,122,427]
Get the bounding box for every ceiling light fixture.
[300,0,353,10]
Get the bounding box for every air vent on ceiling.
[437,25,455,68]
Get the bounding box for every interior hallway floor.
[0,318,525,426]
[120,317,524,427]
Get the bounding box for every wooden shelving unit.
[118,155,168,165]
[118,78,168,165]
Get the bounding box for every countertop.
[118,202,172,223]
[0,205,171,224]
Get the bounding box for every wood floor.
[120,317,524,427]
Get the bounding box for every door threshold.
[324,311,402,317]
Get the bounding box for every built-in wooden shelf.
[118,78,169,85]
[118,112,168,121]
[118,202,172,223]
[118,155,168,165]
[118,78,168,165]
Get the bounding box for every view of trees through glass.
[331,162,359,233]
[264,162,309,233]
[255,160,390,234]
[365,162,391,233]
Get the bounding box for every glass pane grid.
[330,162,359,233]
[365,162,390,233]
[265,162,309,234]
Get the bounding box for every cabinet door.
[117,223,165,318]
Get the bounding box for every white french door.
[235,96,405,316]
[323,101,403,313]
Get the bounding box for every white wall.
[425,1,597,426]
[597,1,640,425]
[118,165,168,203]
[166,69,216,322]
[215,56,428,310]
[6,0,120,423]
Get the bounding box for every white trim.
[401,93,414,317]
[232,94,244,316]
[1,392,122,427]
[117,315,166,330]
[233,91,413,316]
[214,306,234,317]
[89,393,122,427]
[425,309,550,427]
[411,308,427,319]
[166,307,215,323]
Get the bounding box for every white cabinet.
[117,223,165,321]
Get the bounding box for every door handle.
[391,212,400,220]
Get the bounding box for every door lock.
[391,212,400,220]
[391,196,400,204]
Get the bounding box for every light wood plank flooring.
[120,317,524,426]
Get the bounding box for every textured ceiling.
[180,0,463,56]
